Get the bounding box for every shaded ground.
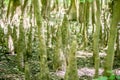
[55,51,120,79]
[55,68,120,78]
[0,51,120,80]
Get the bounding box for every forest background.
[0,0,120,80]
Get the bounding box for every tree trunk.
[68,0,77,21]
[93,0,100,78]
[41,0,50,19]
[82,1,89,49]
[16,14,25,71]
[53,26,62,71]
[25,62,31,80]
[61,15,70,66]
[33,0,49,79]
[65,36,79,80]
[103,0,120,76]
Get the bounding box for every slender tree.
[33,0,49,79]
[17,15,25,71]
[65,36,79,80]
[41,0,50,19]
[53,26,62,71]
[68,0,77,20]
[25,62,31,80]
[104,0,120,76]
[82,1,89,49]
[61,15,70,66]
[92,0,101,78]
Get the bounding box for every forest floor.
[0,51,120,80]
[55,51,120,79]
[55,67,120,78]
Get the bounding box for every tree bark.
[53,26,62,71]
[33,0,49,79]
[68,0,77,21]
[103,0,120,76]
[93,0,100,78]
[65,36,79,80]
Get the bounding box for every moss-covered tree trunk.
[6,0,23,71]
[17,20,25,71]
[65,36,79,80]
[51,0,59,11]
[41,0,50,19]
[79,2,84,39]
[16,11,25,71]
[61,15,69,66]
[116,25,120,59]
[24,4,33,80]
[53,26,62,71]
[93,0,100,78]
[103,0,120,76]
[63,0,68,9]
[33,0,49,79]
[68,0,77,20]
[25,62,30,80]
[79,2,84,23]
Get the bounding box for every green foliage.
[0,55,24,80]
[107,71,115,80]
[94,71,119,80]
[94,75,118,80]
[4,0,9,6]
[80,0,86,3]
[93,76,108,80]
[80,0,93,3]
[116,76,120,80]
[49,73,62,80]
[0,27,9,61]
[0,26,4,40]
[88,0,93,2]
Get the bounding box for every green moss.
[53,26,62,70]
[104,0,120,76]
[65,36,79,80]
[33,0,50,79]
[25,62,30,80]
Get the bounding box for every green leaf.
[116,75,120,80]
[88,0,93,2]
[107,70,113,74]
[4,0,9,5]
[80,0,85,3]
[93,76,108,80]
[109,75,115,80]
[98,76,108,80]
